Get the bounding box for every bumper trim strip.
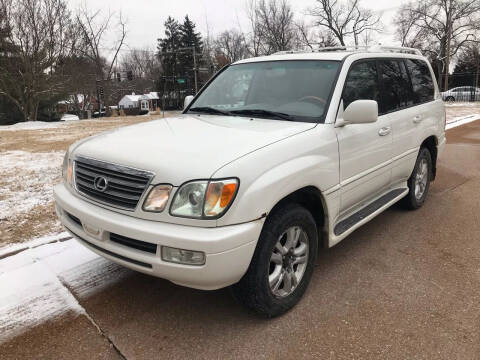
[66,226,153,269]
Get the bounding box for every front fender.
[214,126,340,227]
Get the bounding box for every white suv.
[54,46,446,317]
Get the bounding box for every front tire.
[401,147,432,209]
[231,203,318,317]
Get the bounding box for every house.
[118,92,162,115]
[118,93,150,114]
[144,92,160,110]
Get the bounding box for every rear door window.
[398,60,415,107]
[343,60,379,110]
[378,59,413,114]
[405,59,434,104]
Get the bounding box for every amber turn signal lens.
[220,183,237,207]
[143,185,172,212]
[204,179,238,217]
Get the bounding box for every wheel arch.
[267,186,329,248]
[420,135,438,180]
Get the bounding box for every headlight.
[142,185,172,212]
[170,178,239,219]
[62,151,73,186]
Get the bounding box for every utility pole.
[163,76,167,118]
[193,46,198,94]
[96,79,102,114]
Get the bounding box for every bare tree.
[76,3,126,108]
[114,47,161,101]
[255,0,298,53]
[394,0,480,90]
[295,20,337,49]
[120,48,160,80]
[0,0,78,121]
[245,0,264,56]
[308,0,382,46]
[245,0,298,55]
[214,29,249,63]
[61,55,97,116]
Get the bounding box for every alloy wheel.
[268,226,309,298]
[415,158,429,200]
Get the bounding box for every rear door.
[336,59,393,215]
[390,58,437,184]
[378,59,419,186]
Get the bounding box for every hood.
[74,114,316,185]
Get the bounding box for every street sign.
[177,78,185,84]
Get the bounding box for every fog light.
[161,246,205,266]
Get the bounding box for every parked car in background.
[441,86,480,102]
[60,113,80,121]
[55,46,445,317]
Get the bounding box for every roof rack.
[274,45,422,56]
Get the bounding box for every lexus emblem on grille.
[93,176,109,192]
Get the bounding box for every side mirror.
[184,95,194,110]
[337,100,378,126]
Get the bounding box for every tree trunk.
[26,98,38,122]
[436,61,443,90]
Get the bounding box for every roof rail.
[273,45,422,56]
[375,46,423,55]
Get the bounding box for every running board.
[334,189,407,236]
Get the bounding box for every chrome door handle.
[378,127,391,136]
[413,115,423,123]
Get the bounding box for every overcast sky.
[69,0,407,55]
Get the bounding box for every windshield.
[187,60,340,122]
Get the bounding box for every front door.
[335,59,393,216]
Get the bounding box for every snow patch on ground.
[444,102,479,107]
[0,151,64,220]
[0,231,70,258]
[0,121,65,131]
[0,238,131,343]
[446,114,480,130]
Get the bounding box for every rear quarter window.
[405,59,434,104]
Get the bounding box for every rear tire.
[401,147,432,210]
[231,203,318,317]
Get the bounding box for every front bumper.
[54,184,263,290]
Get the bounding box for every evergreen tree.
[179,15,203,93]
[157,17,182,78]
[451,47,480,88]
[0,9,22,124]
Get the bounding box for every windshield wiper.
[230,109,294,121]
[188,106,233,116]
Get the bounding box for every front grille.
[110,233,157,254]
[74,157,153,210]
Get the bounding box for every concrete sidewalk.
[2,121,480,359]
